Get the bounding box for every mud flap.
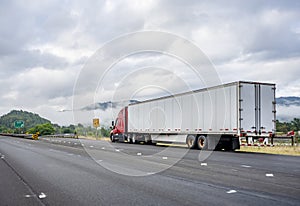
[232,137,240,150]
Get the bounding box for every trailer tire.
[197,135,208,150]
[186,135,197,149]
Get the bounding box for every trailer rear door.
[240,82,275,135]
[260,84,276,134]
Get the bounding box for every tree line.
[26,123,111,137]
[0,122,111,137]
[0,110,111,137]
[276,118,300,134]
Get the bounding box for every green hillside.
[0,110,111,136]
[0,110,51,132]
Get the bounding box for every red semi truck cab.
[110,107,127,142]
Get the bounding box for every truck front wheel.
[110,134,115,142]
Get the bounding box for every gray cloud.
[0,49,68,76]
[0,0,299,125]
[155,0,300,62]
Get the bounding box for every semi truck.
[110,81,276,150]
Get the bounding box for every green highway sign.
[14,120,24,128]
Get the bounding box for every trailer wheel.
[197,135,208,150]
[186,135,197,149]
[144,134,153,145]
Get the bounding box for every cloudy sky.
[0,0,299,125]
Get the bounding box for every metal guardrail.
[0,133,38,140]
[240,135,298,147]
[42,134,78,138]
[0,133,78,140]
[271,135,297,146]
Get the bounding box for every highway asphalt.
[0,135,299,206]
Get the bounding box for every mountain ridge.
[276,96,300,107]
[0,110,51,130]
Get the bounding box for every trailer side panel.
[128,83,239,144]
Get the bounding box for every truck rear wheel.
[130,135,137,144]
[128,134,133,143]
[197,135,208,150]
[186,135,197,149]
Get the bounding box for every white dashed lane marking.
[227,190,237,194]
[38,192,47,199]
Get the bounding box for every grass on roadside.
[79,135,110,141]
[238,146,300,156]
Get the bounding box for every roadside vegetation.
[278,119,299,137]
[238,146,300,156]
[276,118,300,133]
[0,110,110,137]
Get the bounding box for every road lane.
[0,135,299,206]
[0,154,42,205]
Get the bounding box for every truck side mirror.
[110,121,115,130]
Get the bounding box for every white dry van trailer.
[110,81,276,150]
